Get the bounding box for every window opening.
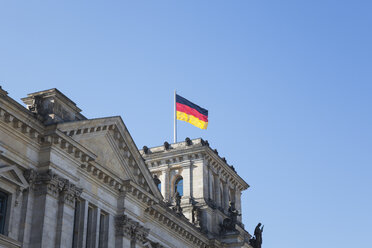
[0,191,8,235]
[175,177,183,196]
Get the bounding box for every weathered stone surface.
[0,88,253,248]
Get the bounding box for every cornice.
[55,117,163,200]
[145,203,209,248]
[141,138,249,191]
[0,89,45,132]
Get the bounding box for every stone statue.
[143,146,149,154]
[192,205,201,228]
[220,201,241,233]
[251,223,264,248]
[175,192,181,207]
[172,191,182,214]
[227,201,240,224]
[163,141,170,150]
[153,175,161,187]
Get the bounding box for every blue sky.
[1,1,371,247]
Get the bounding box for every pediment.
[56,117,163,200]
[0,165,29,189]
[71,131,132,181]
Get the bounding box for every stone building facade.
[0,87,253,248]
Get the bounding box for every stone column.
[72,199,89,248]
[214,175,221,206]
[20,169,38,248]
[55,181,82,248]
[204,164,210,200]
[158,170,166,197]
[235,190,242,222]
[18,188,33,247]
[208,169,213,201]
[85,205,100,248]
[163,168,170,202]
[93,208,101,248]
[223,182,229,210]
[181,161,192,203]
[107,214,115,248]
[29,170,63,248]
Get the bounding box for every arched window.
[157,182,161,192]
[175,177,183,196]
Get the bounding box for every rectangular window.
[0,190,8,235]
[98,211,108,248]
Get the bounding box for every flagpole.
[174,90,177,143]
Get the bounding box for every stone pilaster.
[223,182,229,210]
[72,199,89,248]
[214,174,221,207]
[181,161,192,203]
[158,171,166,197]
[29,170,63,248]
[163,168,170,202]
[235,190,242,223]
[24,169,82,248]
[55,180,82,248]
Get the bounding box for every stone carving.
[213,149,218,155]
[33,170,64,197]
[185,137,192,146]
[25,169,82,205]
[116,214,150,243]
[200,139,209,146]
[249,223,264,248]
[220,201,241,234]
[28,95,43,115]
[153,175,161,187]
[143,146,149,154]
[192,205,202,228]
[163,141,170,150]
[24,169,39,187]
[172,191,182,214]
[0,86,8,96]
[60,179,83,206]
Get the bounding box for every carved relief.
[115,214,149,243]
[24,169,82,205]
[59,179,83,206]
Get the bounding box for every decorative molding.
[141,138,248,191]
[25,169,82,206]
[0,164,29,190]
[56,121,160,198]
[0,106,43,144]
[59,179,83,206]
[145,205,209,247]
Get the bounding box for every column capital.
[115,214,149,243]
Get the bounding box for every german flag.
[176,94,208,129]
